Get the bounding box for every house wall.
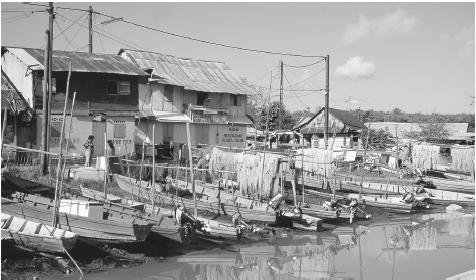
[33,72,140,115]
[1,51,34,108]
[35,114,135,156]
[310,134,361,149]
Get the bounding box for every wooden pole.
[324,54,330,149]
[1,108,8,153]
[151,122,156,213]
[359,123,371,199]
[291,155,298,206]
[103,125,107,201]
[52,63,71,227]
[41,30,50,175]
[301,144,305,205]
[186,123,197,217]
[59,91,76,198]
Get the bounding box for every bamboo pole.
[1,108,8,154]
[103,126,107,201]
[58,91,76,200]
[186,123,197,217]
[151,122,156,213]
[301,143,305,205]
[359,123,371,199]
[52,63,72,227]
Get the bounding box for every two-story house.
[1,47,148,156]
[118,49,253,148]
[293,107,366,149]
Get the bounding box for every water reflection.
[85,212,474,280]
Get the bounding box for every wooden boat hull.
[77,187,194,245]
[114,175,241,240]
[173,177,325,227]
[1,213,79,254]
[2,198,152,244]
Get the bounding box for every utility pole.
[46,2,54,155]
[324,55,330,149]
[41,30,50,174]
[279,60,284,130]
[88,6,93,53]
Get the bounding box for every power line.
[55,12,146,51]
[284,58,325,68]
[283,66,326,89]
[283,70,306,107]
[63,15,87,51]
[54,17,77,50]
[23,3,326,58]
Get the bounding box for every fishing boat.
[118,174,324,230]
[10,191,194,245]
[346,193,427,214]
[114,175,244,240]
[1,212,79,254]
[2,197,152,244]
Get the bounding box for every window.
[164,85,173,102]
[118,81,131,95]
[113,121,126,138]
[197,92,208,106]
[107,80,117,95]
[53,78,67,94]
[231,95,239,106]
[50,122,62,137]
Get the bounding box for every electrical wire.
[23,3,326,58]
[283,66,326,89]
[284,58,326,68]
[54,17,77,50]
[55,12,146,51]
[283,70,307,107]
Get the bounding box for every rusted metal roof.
[1,70,33,115]
[3,47,148,76]
[119,49,254,95]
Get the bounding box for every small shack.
[293,107,365,149]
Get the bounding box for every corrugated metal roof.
[4,47,148,76]
[120,49,254,95]
[139,109,191,123]
[1,70,32,114]
[297,107,366,132]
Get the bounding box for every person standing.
[84,135,95,167]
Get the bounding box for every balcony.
[185,104,229,124]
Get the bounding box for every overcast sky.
[1,2,474,114]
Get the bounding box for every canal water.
[81,211,474,280]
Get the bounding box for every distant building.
[1,47,148,156]
[293,107,366,149]
[119,49,254,149]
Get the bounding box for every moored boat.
[1,212,79,254]
[2,197,152,244]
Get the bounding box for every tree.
[361,127,394,150]
[404,114,449,143]
[256,101,296,131]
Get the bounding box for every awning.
[139,109,191,123]
[228,116,253,125]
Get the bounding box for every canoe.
[1,212,79,253]
[2,197,152,244]
[12,190,193,246]
[114,175,243,240]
